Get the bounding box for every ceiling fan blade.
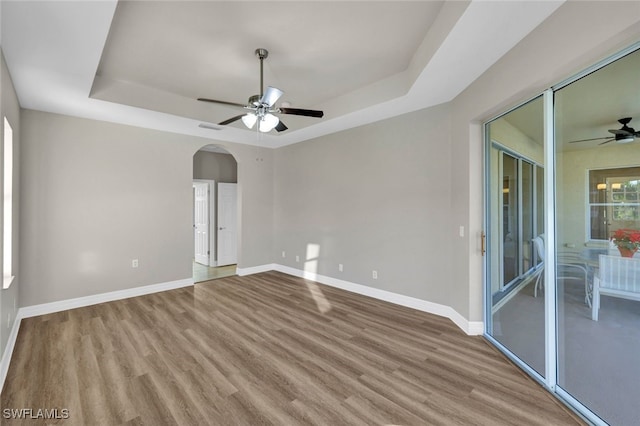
[218,114,246,126]
[598,138,616,145]
[279,107,324,118]
[609,129,633,136]
[275,120,288,132]
[260,86,284,107]
[568,136,612,143]
[198,98,247,108]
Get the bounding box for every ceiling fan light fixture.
[241,113,257,129]
[197,48,324,133]
[259,113,279,132]
[618,136,635,143]
[260,86,284,107]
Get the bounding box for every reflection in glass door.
[521,161,534,273]
[486,96,545,377]
[554,46,640,426]
[502,152,519,286]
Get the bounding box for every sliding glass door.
[486,96,545,378]
[485,43,640,425]
[553,46,640,426]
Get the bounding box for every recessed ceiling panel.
[94,1,444,129]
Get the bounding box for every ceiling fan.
[197,48,324,133]
[569,117,640,145]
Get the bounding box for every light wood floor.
[1,271,584,425]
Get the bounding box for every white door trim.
[217,182,238,266]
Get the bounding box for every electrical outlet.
[295,255,300,263]
[282,251,286,258]
[372,270,378,279]
[132,259,139,268]
[459,225,465,237]
[339,264,343,272]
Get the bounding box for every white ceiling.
[1,0,565,149]
[96,1,442,108]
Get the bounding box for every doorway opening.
[192,144,238,282]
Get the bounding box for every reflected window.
[588,167,640,240]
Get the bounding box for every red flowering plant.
[610,228,640,251]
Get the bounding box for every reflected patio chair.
[532,235,590,306]
[592,254,640,321]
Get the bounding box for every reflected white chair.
[592,254,640,321]
[532,236,590,306]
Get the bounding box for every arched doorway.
[192,144,239,282]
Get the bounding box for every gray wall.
[274,104,453,306]
[193,150,237,182]
[0,51,20,355]
[272,1,640,323]
[19,110,274,307]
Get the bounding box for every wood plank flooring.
[1,271,584,425]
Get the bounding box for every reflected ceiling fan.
[197,48,324,133]
[569,117,640,145]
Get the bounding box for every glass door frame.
[483,92,552,388]
[483,41,640,426]
[491,143,542,292]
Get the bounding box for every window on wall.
[588,166,640,240]
[3,117,14,289]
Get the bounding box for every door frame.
[489,141,543,294]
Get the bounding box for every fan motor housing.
[255,48,268,60]
[248,94,261,106]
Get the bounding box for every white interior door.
[217,183,238,266]
[193,182,209,265]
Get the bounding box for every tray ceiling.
[1,1,564,148]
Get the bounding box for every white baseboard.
[19,278,194,319]
[0,312,22,393]
[240,263,484,336]
[237,264,277,276]
[466,321,485,335]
